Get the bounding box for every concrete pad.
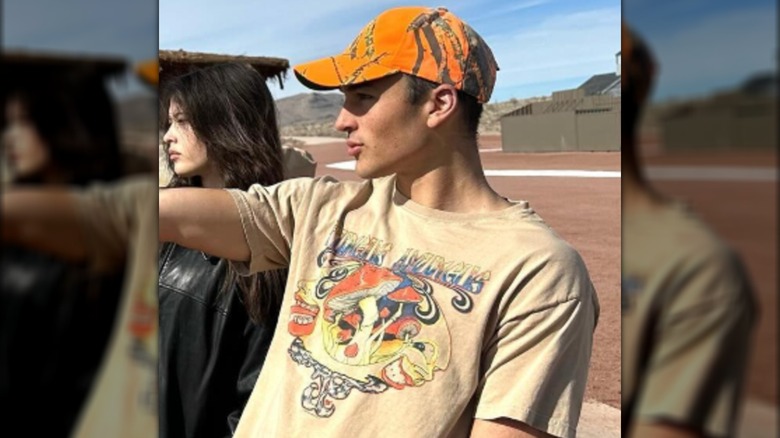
[577,400,621,438]
[286,136,344,145]
[738,398,778,438]
[576,398,779,437]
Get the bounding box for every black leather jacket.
[158,243,277,438]
[0,245,121,437]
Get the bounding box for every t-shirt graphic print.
[285,225,487,416]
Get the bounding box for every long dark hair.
[5,77,122,185]
[160,63,286,324]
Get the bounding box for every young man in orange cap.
[160,6,599,437]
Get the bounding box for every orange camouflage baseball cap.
[294,6,499,103]
[135,59,159,87]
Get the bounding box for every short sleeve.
[475,245,599,438]
[226,177,323,275]
[635,246,756,437]
[73,176,156,273]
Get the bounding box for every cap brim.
[135,59,158,86]
[294,53,399,91]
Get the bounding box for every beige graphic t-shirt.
[622,203,756,437]
[228,175,599,438]
[70,176,159,438]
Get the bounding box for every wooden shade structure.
[158,49,289,88]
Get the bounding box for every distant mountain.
[275,91,548,137]
[276,92,344,126]
[117,90,551,138]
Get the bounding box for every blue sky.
[160,0,621,102]
[2,0,158,98]
[4,0,772,103]
[623,0,777,102]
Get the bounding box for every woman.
[1,74,124,436]
[3,79,121,186]
[157,62,287,438]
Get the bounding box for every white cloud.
[160,0,401,58]
[468,0,551,22]
[488,6,622,97]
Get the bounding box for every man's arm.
[159,188,250,262]
[2,188,87,261]
[472,418,555,438]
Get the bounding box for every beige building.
[658,72,777,150]
[500,68,621,152]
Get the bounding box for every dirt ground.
[293,134,624,408]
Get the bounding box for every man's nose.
[334,107,356,133]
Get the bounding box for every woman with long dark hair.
[157,62,287,438]
[3,79,121,186]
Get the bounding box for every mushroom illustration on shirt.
[288,263,451,391]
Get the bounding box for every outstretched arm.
[2,188,87,261]
[159,187,250,262]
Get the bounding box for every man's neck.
[395,139,510,213]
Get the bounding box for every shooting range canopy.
[158,49,289,87]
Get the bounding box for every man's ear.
[426,84,458,128]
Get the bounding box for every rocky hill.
[276,92,548,136]
[276,92,343,137]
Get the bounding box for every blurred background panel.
[624,0,777,436]
[1,1,158,437]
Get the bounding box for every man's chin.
[355,165,392,180]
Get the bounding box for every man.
[160,6,599,438]
[621,24,756,437]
